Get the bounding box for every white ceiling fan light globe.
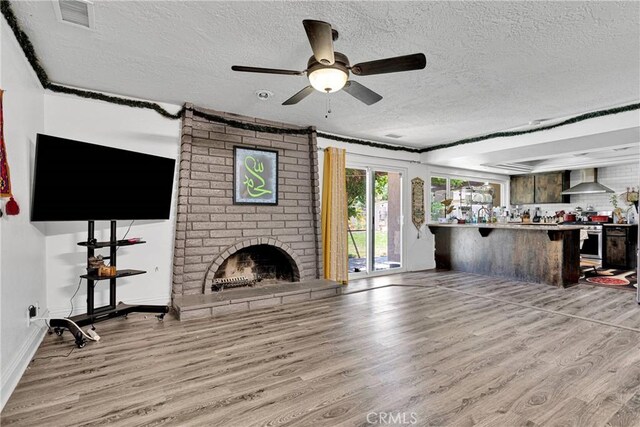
[308,67,348,93]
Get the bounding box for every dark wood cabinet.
[534,171,570,204]
[603,225,638,270]
[510,175,534,205]
[510,171,570,205]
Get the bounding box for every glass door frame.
[347,161,406,279]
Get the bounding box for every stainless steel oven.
[580,225,602,260]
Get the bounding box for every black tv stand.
[50,220,169,348]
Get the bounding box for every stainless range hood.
[561,168,615,195]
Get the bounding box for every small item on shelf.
[87,255,105,274]
[127,237,141,243]
[625,187,638,203]
[610,194,626,224]
[98,265,117,277]
[532,207,542,223]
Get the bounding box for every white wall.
[42,93,181,316]
[0,20,47,409]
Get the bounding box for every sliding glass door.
[347,167,368,273]
[347,167,402,275]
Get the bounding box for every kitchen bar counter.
[429,223,582,231]
[428,223,581,287]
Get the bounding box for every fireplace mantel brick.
[172,106,322,298]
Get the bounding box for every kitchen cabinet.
[534,171,570,204]
[510,171,570,205]
[510,175,534,205]
[603,225,638,270]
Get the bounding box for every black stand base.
[50,303,169,348]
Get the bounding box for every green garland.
[317,132,422,152]
[422,102,640,152]
[190,108,421,152]
[0,0,48,86]
[2,0,639,154]
[49,84,184,119]
[190,108,310,135]
[0,0,181,119]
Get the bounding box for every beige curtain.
[321,147,349,284]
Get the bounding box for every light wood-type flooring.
[3,270,640,426]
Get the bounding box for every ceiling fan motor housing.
[307,52,350,73]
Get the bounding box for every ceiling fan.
[231,20,427,106]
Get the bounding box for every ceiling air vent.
[53,0,95,30]
[483,163,535,173]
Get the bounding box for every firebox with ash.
[211,244,296,292]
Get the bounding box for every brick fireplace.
[172,106,323,301]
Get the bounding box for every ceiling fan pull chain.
[325,94,332,119]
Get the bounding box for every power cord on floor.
[32,347,75,361]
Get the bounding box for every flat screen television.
[31,134,176,221]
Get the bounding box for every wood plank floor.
[2,270,640,426]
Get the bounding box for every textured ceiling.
[9,1,640,148]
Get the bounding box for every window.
[430,175,503,222]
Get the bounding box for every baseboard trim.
[1,324,47,411]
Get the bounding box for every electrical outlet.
[27,305,36,326]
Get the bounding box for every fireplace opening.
[212,244,299,291]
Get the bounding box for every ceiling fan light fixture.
[308,67,348,93]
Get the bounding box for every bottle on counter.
[533,207,541,223]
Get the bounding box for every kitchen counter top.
[428,223,581,231]
[602,223,638,227]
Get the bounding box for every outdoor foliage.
[346,169,389,221]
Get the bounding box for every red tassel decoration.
[6,196,19,215]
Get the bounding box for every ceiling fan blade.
[302,20,335,65]
[351,53,426,76]
[342,80,383,105]
[282,86,315,105]
[231,65,304,76]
